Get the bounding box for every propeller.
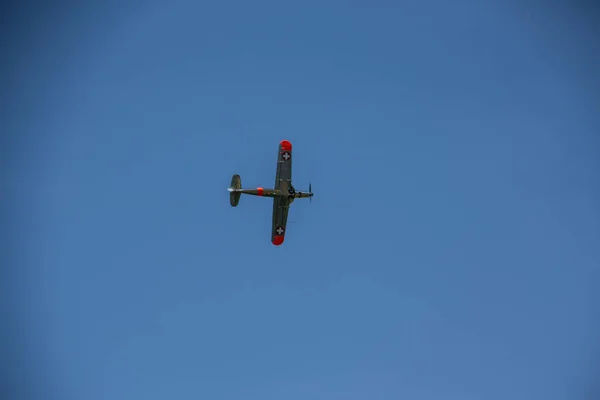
[309,182,312,203]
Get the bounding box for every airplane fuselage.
[227,186,313,204]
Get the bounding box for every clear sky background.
[3,1,600,399]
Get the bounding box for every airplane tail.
[228,174,242,207]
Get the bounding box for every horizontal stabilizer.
[229,174,242,206]
[230,174,241,189]
[230,191,241,206]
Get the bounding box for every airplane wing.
[271,196,289,246]
[274,140,292,190]
[272,140,292,246]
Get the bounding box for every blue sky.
[4,1,600,399]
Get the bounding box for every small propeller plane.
[227,140,313,246]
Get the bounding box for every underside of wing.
[274,140,292,190]
[271,197,289,246]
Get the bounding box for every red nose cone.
[280,140,292,151]
[272,235,284,246]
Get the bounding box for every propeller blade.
[309,182,312,203]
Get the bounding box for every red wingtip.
[280,140,292,151]
[272,235,284,246]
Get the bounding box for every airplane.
[227,140,313,246]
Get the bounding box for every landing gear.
[287,185,295,200]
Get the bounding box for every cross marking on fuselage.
[282,152,290,160]
[276,227,284,235]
